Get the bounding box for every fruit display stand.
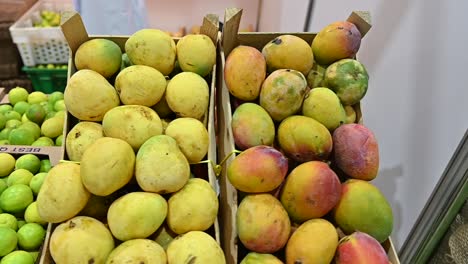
[0,87,65,166]
[37,11,222,264]
[217,8,400,264]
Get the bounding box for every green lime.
[0,184,33,213]
[48,91,64,105]
[0,140,9,145]
[8,129,35,146]
[15,154,41,174]
[24,202,46,225]
[0,227,17,256]
[55,135,63,146]
[27,92,47,105]
[0,153,15,177]
[21,113,29,123]
[0,180,7,195]
[17,220,26,229]
[29,251,39,262]
[25,104,45,125]
[3,111,21,121]
[13,102,30,116]
[31,137,54,147]
[19,122,41,140]
[8,87,29,106]
[54,99,66,111]
[29,172,47,196]
[5,119,22,129]
[0,250,34,264]
[44,111,56,120]
[0,113,6,130]
[40,101,54,114]
[0,128,13,140]
[17,223,46,250]
[0,105,13,115]
[39,159,51,173]
[54,110,66,119]
[7,169,33,186]
[0,213,17,230]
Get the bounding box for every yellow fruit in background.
[176,34,216,77]
[65,122,104,162]
[105,239,167,264]
[75,38,122,78]
[167,231,226,264]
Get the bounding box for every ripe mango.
[65,122,104,162]
[37,163,90,223]
[240,252,283,264]
[79,194,112,222]
[231,103,275,150]
[306,63,326,88]
[237,194,290,253]
[80,137,135,196]
[224,45,266,101]
[311,21,361,66]
[333,179,393,243]
[167,231,226,264]
[164,117,209,163]
[166,72,209,120]
[280,161,341,222]
[262,35,313,75]
[228,146,288,193]
[286,218,338,264]
[335,232,389,264]
[75,38,122,78]
[125,29,176,76]
[333,124,379,180]
[177,34,216,77]
[135,135,190,194]
[115,65,167,106]
[278,115,332,162]
[64,69,120,121]
[167,178,218,234]
[259,69,307,122]
[107,192,167,241]
[102,105,163,150]
[40,115,64,138]
[105,239,167,264]
[324,59,369,106]
[50,216,114,264]
[302,88,346,131]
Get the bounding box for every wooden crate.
[39,11,221,264]
[217,7,400,264]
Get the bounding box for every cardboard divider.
[39,11,221,264]
[217,7,400,264]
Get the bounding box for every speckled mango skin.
[286,218,338,264]
[240,252,284,264]
[228,145,288,193]
[232,103,275,150]
[277,115,333,163]
[333,124,379,180]
[224,45,266,101]
[335,232,389,264]
[237,194,291,253]
[333,179,393,243]
[262,35,314,75]
[312,21,361,66]
[306,63,326,88]
[324,59,369,106]
[176,34,216,77]
[260,69,307,122]
[280,161,341,223]
[302,87,346,131]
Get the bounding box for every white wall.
[308,0,468,250]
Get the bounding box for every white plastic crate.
[9,0,74,66]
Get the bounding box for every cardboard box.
[38,11,221,264]
[217,8,400,264]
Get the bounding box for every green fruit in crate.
[13,102,30,115]
[26,104,45,124]
[0,180,7,194]
[1,250,34,264]
[15,154,41,174]
[153,224,177,250]
[0,139,9,145]
[302,88,346,131]
[40,101,54,114]
[64,69,120,121]
[27,92,47,105]
[135,135,190,194]
[8,128,35,145]
[262,34,314,75]
[4,110,21,121]
[17,220,26,229]
[105,239,167,264]
[0,184,34,213]
[75,39,122,78]
[50,216,114,264]
[79,194,110,221]
[17,223,46,250]
[39,159,51,173]
[176,34,216,77]
[29,172,47,196]
[5,119,21,129]
[0,105,12,114]
[0,128,13,141]
[37,163,90,223]
[46,64,55,69]
[32,137,54,146]
[306,63,326,88]
[0,213,17,230]
[164,117,209,163]
[167,231,226,264]
[48,91,64,105]
[7,169,33,186]
[324,59,369,106]
[24,202,46,225]
[115,65,166,106]
[0,227,17,256]
[54,99,66,111]
[21,113,29,123]
[29,251,39,262]
[8,87,29,106]
[41,116,64,138]
[54,110,66,119]
[0,113,6,130]
[65,122,104,162]
[20,122,41,140]
[126,29,176,76]
[55,135,63,146]
[240,252,283,264]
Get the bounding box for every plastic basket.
[22,66,67,93]
[9,0,74,67]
